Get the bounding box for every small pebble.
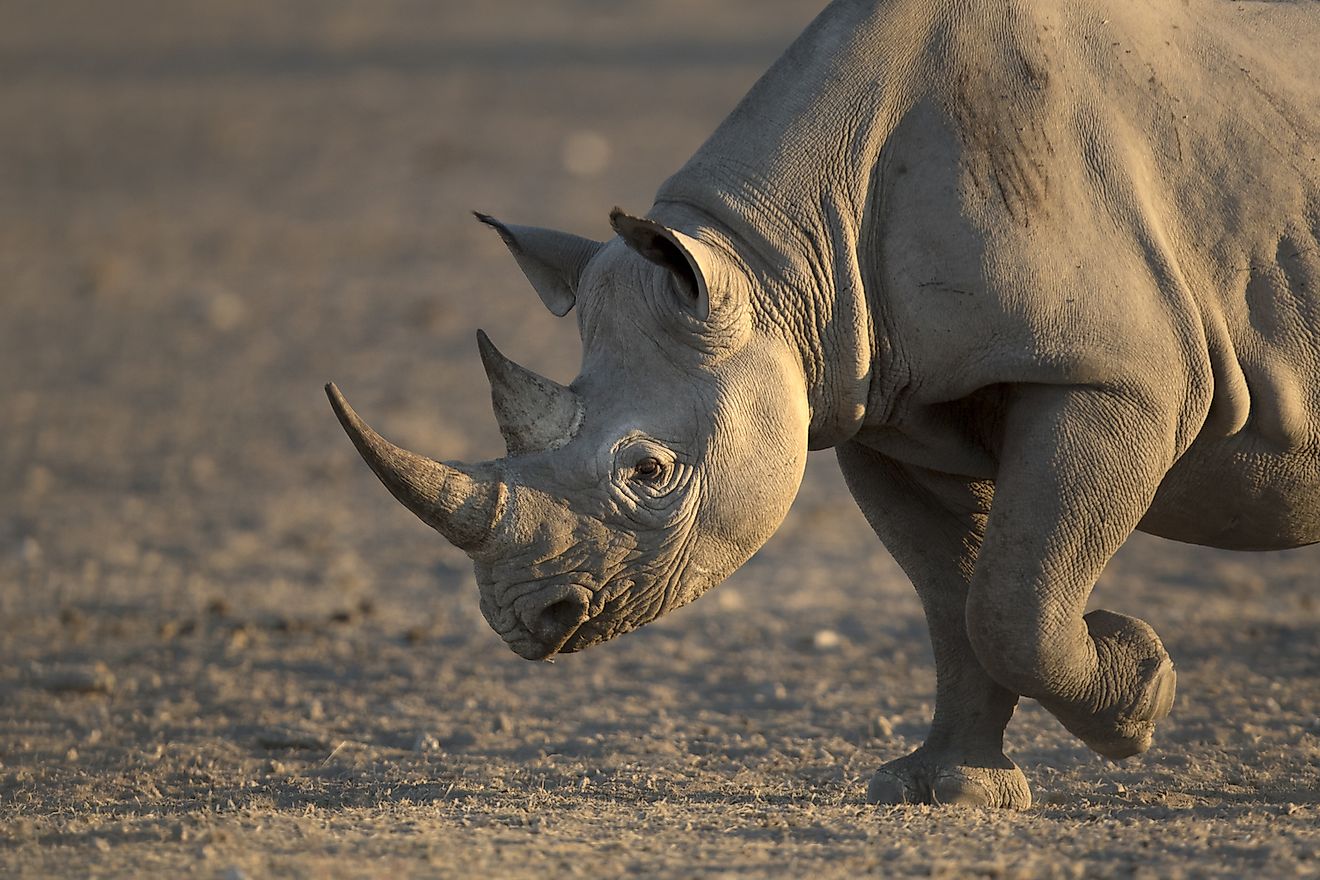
[812,629,844,651]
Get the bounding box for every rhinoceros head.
[328,209,808,660]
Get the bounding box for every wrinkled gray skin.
[330,0,1320,809]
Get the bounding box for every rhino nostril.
[536,597,585,637]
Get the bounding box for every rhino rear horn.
[475,213,601,317]
[476,330,584,455]
[325,383,505,552]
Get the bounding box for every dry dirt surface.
[2,1,1318,877]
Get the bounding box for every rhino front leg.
[966,385,1179,760]
[837,444,1031,809]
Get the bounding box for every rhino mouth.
[493,578,650,659]
[508,621,584,661]
[557,619,604,654]
[525,626,583,660]
[499,582,594,660]
[518,599,621,658]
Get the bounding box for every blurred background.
[1,2,1316,875]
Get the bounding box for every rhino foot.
[865,748,1032,809]
[1042,609,1178,760]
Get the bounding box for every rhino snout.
[507,583,593,660]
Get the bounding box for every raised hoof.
[1080,655,1177,759]
[1047,610,1178,760]
[866,753,1032,810]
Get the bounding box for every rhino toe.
[866,768,911,805]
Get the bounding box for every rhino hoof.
[866,754,1032,809]
[1079,656,1178,760]
[1047,610,1178,760]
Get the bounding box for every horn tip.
[475,329,499,368]
[324,382,363,437]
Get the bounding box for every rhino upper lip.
[556,621,596,654]
[531,617,585,659]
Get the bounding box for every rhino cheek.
[563,580,666,651]
[574,539,712,645]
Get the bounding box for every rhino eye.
[632,457,664,481]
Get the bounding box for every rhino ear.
[475,213,602,317]
[609,208,720,322]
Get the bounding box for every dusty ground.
[1,1,1317,876]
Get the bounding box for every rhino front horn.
[476,330,583,455]
[325,383,505,552]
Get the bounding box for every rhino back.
[887,0,1320,545]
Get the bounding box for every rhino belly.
[1139,433,1320,551]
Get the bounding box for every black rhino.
[328,0,1319,808]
